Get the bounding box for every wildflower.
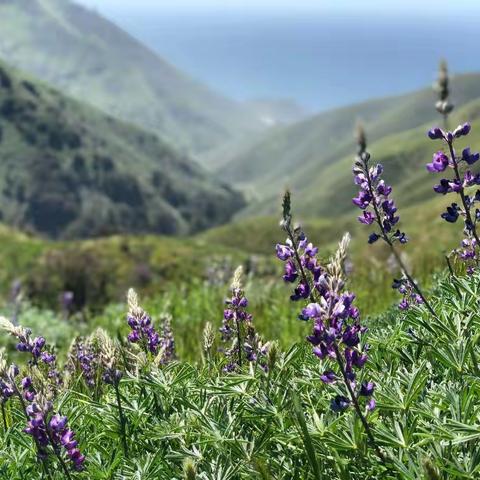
[277,194,386,464]
[126,289,161,355]
[0,357,17,403]
[154,314,176,365]
[220,266,268,371]
[352,130,434,315]
[392,277,424,310]
[426,122,480,272]
[24,400,85,472]
[331,395,350,412]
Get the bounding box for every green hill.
[0,60,244,239]
[0,0,266,154]
[219,74,480,217]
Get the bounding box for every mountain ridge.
[0,0,266,154]
[0,58,245,239]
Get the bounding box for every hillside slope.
[0,0,265,154]
[0,61,244,239]
[220,74,480,215]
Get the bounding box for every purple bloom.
[331,395,350,412]
[304,242,318,257]
[220,267,267,372]
[358,211,375,225]
[360,381,375,397]
[24,402,85,471]
[462,147,480,165]
[276,243,294,261]
[282,260,298,283]
[441,203,460,223]
[433,178,451,194]
[302,303,322,319]
[352,191,371,209]
[426,151,449,172]
[368,233,380,244]
[453,122,471,138]
[320,370,336,384]
[427,127,444,140]
[290,282,310,301]
[126,293,162,356]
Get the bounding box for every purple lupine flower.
[352,153,406,245]
[320,370,336,384]
[126,289,161,355]
[0,364,18,403]
[426,151,449,172]
[277,206,375,414]
[157,314,176,364]
[392,277,423,310]
[220,266,268,372]
[352,128,434,314]
[360,381,375,397]
[24,402,85,472]
[331,395,350,412]
[427,123,480,272]
[462,147,480,165]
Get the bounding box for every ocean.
[96,8,480,112]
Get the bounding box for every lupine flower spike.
[220,266,269,372]
[434,59,454,127]
[126,288,161,355]
[276,193,386,465]
[351,127,436,316]
[426,122,480,274]
[24,397,85,475]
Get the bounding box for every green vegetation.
[218,74,480,218]
[1,261,480,478]
[0,0,267,154]
[0,60,244,238]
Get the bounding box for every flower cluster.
[352,152,407,245]
[427,123,480,273]
[276,197,321,303]
[220,266,268,372]
[300,234,375,412]
[157,314,176,364]
[0,361,17,403]
[126,288,161,355]
[392,277,423,310]
[277,196,375,412]
[15,329,56,366]
[68,339,98,389]
[0,317,61,393]
[244,325,269,371]
[25,401,85,471]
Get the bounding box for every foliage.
[1,271,480,478]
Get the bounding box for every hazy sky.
[75,0,480,15]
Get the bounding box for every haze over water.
[81,3,480,112]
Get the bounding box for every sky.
[76,0,480,15]
[72,0,480,110]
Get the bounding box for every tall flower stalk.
[220,266,269,372]
[434,59,454,128]
[276,192,386,465]
[352,126,436,316]
[427,123,480,273]
[0,318,85,475]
